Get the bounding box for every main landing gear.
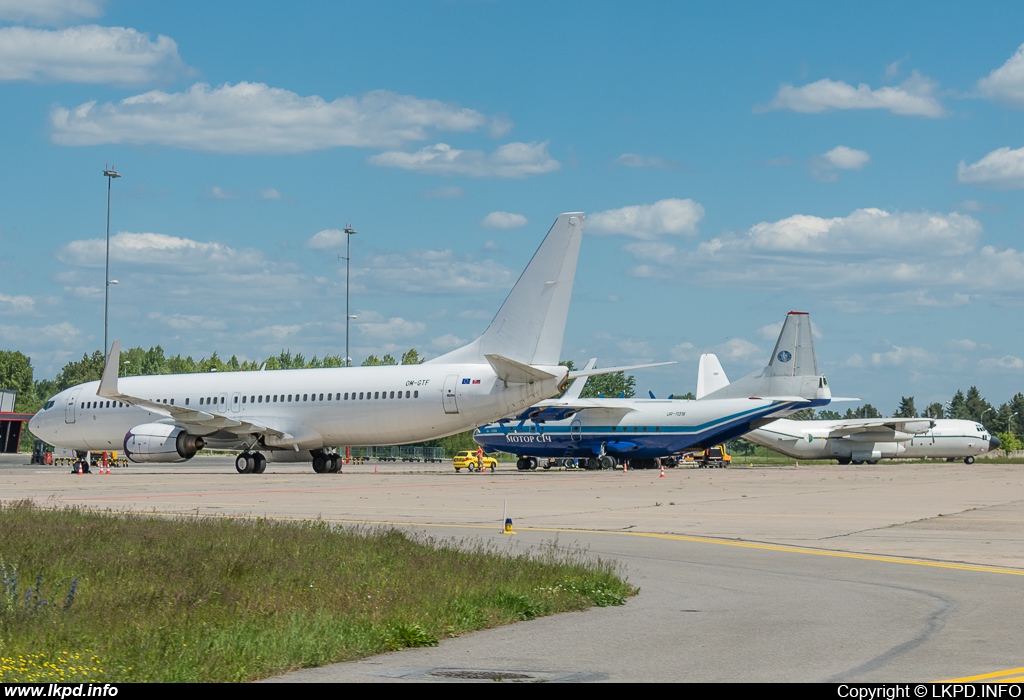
[516,456,538,471]
[235,452,267,474]
[312,452,342,474]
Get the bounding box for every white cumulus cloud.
[0,25,185,84]
[0,0,106,25]
[306,229,350,250]
[957,146,1024,189]
[208,186,242,200]
[368,141,560,178]
[258,188,282,201]
[615,153,679,169]
[588,198,704,240]
[480,211,527,230]
[57,231,247,268]
[871,344,932,366]
[810,146,871,182]
[762,72,943,117]
[356,316,427,341]
[0,292,35,314]
[51,83,499,153]
[744,208,979,255]
[977,42,1024,107]
[716,338,764,365]
[979,356,1024,371]
[822,145,870,170]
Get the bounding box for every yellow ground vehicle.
[679,444,732,468]
[453,450,497,472]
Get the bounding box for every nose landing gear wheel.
[964,456,975,465]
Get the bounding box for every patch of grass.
[0,501,634,682]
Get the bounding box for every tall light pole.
[1011,412,1019,439]
[102,165,121,359]
[343,225,357,367]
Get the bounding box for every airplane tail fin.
[427,213,584,367]
[700,312,829,402]
[696,353,729,399]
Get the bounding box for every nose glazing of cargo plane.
[990,434,1001,451]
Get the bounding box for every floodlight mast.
[343,225,357,367]
[102,166,121,361]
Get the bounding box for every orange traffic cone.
[660,463,665,478]
[76,462,83,475]
[374,464,378,474]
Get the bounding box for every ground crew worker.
[476,445,485,471]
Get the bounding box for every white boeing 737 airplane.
[29,213,634,474]
[696,354,1001,464]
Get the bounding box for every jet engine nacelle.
[124,423,205,463]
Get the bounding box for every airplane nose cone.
[990,435,1001,451]
[28,412,40,434]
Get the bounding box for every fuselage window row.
[87,389,424,412]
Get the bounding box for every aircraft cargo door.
[570,419,582,443]
[65,389,80,424]
[443,374,460,414]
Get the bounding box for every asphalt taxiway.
[2,454,1022,682]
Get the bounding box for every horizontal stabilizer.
[485,354,557,384]
[567,360,675,379]
[561,358,596,401]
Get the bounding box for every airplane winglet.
[97,340,121,398]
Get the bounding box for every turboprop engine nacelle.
[124,423,205,463]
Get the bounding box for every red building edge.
[0,412,34,453]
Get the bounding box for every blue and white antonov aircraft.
[29,213,650,474]
[474,311,833,470]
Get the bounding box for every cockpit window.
[43,400,55,410]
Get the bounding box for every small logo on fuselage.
[777,351,792,362]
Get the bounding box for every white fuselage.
[747,418,997,462]
[29,363,566,454]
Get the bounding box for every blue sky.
[1,0,1023,413]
